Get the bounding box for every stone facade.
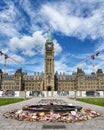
[0,32,104,92]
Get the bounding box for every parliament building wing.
[0,31,104,92]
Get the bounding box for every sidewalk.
[0,97,104,130]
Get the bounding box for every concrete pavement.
[0,97,104,130]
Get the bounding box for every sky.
[0,0,104,75]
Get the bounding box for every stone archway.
[47,86,51,91]
[47,86,52,97]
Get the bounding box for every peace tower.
[44,30,54,92]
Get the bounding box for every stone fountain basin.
[22,105,82,112]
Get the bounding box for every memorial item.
[3,99,101,123]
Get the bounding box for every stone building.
[0,30,104,96]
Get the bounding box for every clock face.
[47,44,52,48]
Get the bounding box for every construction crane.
[0,51,21,74]
[77,52,100,72]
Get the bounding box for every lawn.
[0,98,27,106]
[77,98,104,107]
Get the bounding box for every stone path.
[0,97,104,130]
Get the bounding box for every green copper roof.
[47,29,52,41]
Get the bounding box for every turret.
[15,68,23,91]
[96,69,103,76]
[77,68,85,75]
[76,68,85,91]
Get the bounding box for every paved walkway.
[0,97,104,130]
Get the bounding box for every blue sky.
[0,0,104,74]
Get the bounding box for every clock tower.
[44,30,54,94]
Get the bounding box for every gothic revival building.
[0,31,104,95]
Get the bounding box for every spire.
[47,28,52,42]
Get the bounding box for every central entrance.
[47,86,51,91]
[47,86,53,97]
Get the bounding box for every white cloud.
[74,52,104,74]
[0,52,25,65]
[8,54,25,64]
[55,51,104,74]
[55,61,69,73]
[55,53,73,74]
[40,0,104,40]
[0,1,20,37]
[53,40,62,55]
[0,52,25,74]
[23,64,44,74]
[1,0,104,74]
[9,31,62,56]
[1,0,104,40]
[0,0,40,38]
[9,31,45,56]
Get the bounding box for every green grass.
[76,98,104,107]
[0,98,28,106]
